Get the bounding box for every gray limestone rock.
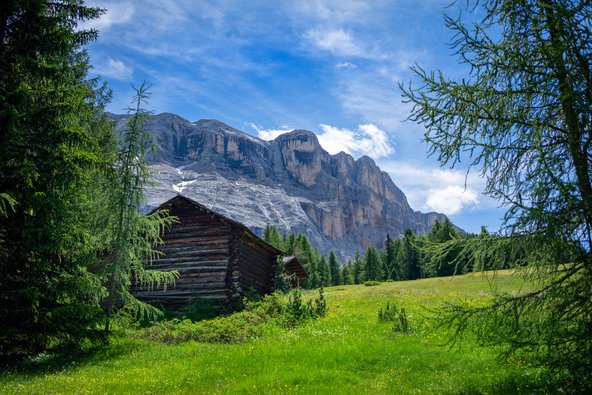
[113,113,449,261]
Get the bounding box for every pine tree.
[261,224,283,250]
[398,230,421,280]
[263,224,272,243]
[284,233,297,255]
[340,262,353,285]
[318,255,330,287]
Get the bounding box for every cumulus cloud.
[251,124,293,141]
[378,160,485,215]
[425,185,479,215]
[253,122,393,160]
[317,124,394,159]
[93,57,133,80]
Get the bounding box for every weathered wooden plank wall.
[132,198,233,309]
[238,234,275,295]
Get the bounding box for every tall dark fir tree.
[0,1,109,355]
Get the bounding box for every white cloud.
[287,1,371,26]
[336,62,357,69]
[378,160,486,214]
[93,57,133,80]
[80,1,134,32]
[305,28,366,57]
[425,185,479,215]
[251,124,294,141]
[253,122,393,160]
[317,124,394,159]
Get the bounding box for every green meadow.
[1,271,552,394]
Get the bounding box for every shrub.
[183,296,222,321]
[276,288,328,328]
[139,289,329,343]
[140,311,266,344]
[378,302,410,333]
[364,280,381,286]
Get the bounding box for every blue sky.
[82,0,507,234]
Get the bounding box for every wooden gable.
[133,194,282,310]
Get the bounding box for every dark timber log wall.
[132,194,282,310]
[239,234,275,295]
[133,197,233,309]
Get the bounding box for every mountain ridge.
[111,112,447,261]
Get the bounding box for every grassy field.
[1,270,552,394]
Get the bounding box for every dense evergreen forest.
[262,219,506,288]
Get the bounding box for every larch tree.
[401,0,592,386]
[101,83,178,331]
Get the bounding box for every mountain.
[111,113,447,261]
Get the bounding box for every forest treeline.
[263,219,506,288]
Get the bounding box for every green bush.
[364,280,381,286]
[140,311,266,344]
[139,289,328,344]
[378,302,410,333]
[183,296,222,321]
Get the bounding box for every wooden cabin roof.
[282,256,309,280]
[153,194,283,257]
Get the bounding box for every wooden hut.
[133,194,283,309]
[282,256,308,288]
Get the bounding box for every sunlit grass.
[1,270,550,394]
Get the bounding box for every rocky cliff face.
[112,113,447,261]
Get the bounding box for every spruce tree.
[0,0,109,355]
[398,230,421,280]
[328,250,340,286]
[363,246,382,281]
[383,234,399,280]
[352,251,363,284]
[341,263,353,285]
[318,255,330,287]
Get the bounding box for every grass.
[0,270,553,394]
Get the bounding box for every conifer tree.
[263,224,272,243]
[308,258,320,289]
[101,83,177,331]
[364,246,382,281]
[398,230,421,280]
[318,255,330,287]
[383,234,399,280]
[402,0,592,383]
[328,250,341,286]
[352,251,363,284]
[0,0,109,355]
[341,263,353,285]
[284,233,297,255]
